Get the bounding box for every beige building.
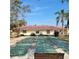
[20,25,57,36]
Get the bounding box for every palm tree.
[61,0,69,3]
[61,0,69,34]
[58,0,69,34]
[56,16,60,28]
[55,10,69,35]
[64,12,69,28]
[61,9,64,34]
[55,9,65,34]
[55,0,69,35]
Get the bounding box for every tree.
[61,0,69,3]
[20,5,31,22]
[10,0,22,24]
[10,0,31,37]
[55,10,69,35]
[56,16,60,27]
[64,12,69,28]
[55,9,64,33]
[56,0,69,34]
[10,0,31,30]
[18,19,27,26]
[61,9,64,34]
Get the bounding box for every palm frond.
[61,0,69,3]
[61,0,64,3]
[55,11,60,15]
[56,16,60,25]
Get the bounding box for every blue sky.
[21,0,69,26]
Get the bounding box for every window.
[23,30,26,33]
[47,30,50,34]
[36,31,39,34]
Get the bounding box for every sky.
[21,0,69,26]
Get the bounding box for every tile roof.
[21,25,58,31]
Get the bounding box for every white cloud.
[27,6,51,16]
[32,6,50,12]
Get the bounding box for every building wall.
[20,30,35,35]
[39,30,54,35]
[20,30,54,35]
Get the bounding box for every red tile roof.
[21,25,58,31]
